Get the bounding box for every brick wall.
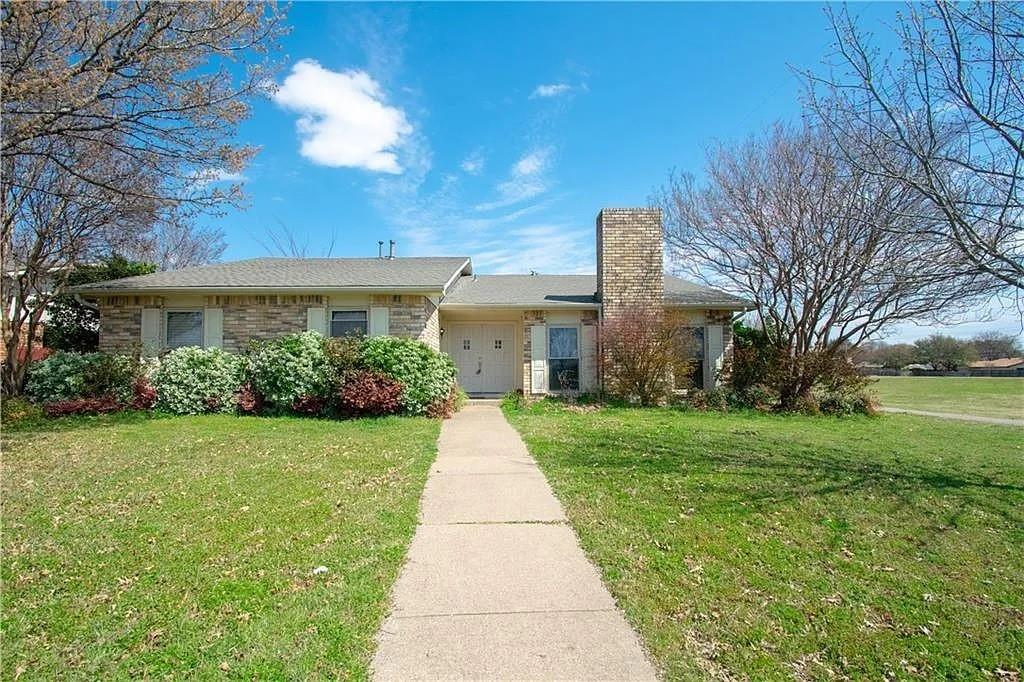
[596,208,664,320]
[220,300,310,351]
[96,294,317,353]
[97,295,164,352]
[370,295,440,350]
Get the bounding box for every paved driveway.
[372,402,657,681]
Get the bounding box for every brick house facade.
[79,208,750,395]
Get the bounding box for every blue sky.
[213,2,1021,343]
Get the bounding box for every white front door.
[451,324,515,394]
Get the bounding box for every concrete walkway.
[882,406,1024,427]
[372,402,657,681]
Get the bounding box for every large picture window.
[330,310,368,338]
[165,310,203,349]
[548,326,579,391]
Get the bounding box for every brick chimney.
[595,208,664,320]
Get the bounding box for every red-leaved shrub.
[131,377,157,410]
[425,386,462,419]
[336,370,404,417]
[235,383,263,414]
[43,396,122,417]
[292,394,327,416]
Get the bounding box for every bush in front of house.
[360,336,458,414]
[245,331,332,412]
[425,386,468,419]
[25,332,465,422]
[151,346,244,415]
[43,396,122,417]
[725,322,877,416]
[336,369,404,417]
[598,308,696,406]
[26,352,101,403]
[26,351,143,404]
[323,335,364,382]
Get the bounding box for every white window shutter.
[580,324,597,392]
[140,308,161,356]
[203,308,223,348]
[369,306,389,337]
[530,324,547,394]
[706,324,724,389]
[306,307,326,334]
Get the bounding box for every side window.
[165,310,203,349]
[330,310,368,337]
[675,326,705,390]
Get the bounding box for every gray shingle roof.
[72,257,472,292]
[71,255,751,309]
[442,274,751,309]
[663,275,753,308]
[443,275,598,306]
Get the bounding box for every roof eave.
[664,301,754,311]
[75,285,447,296]
[440,302,600,310]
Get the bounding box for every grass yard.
[2,413,440,680]
[871,376,1024,420]
[505,401,1024,680]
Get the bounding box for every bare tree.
[970,330,1022,360]
[1,2,286,393]
[658,123,991,406]
[127,222,228,271]
[599,308,694,406]
[255,219,338,258]
[805,2,1023,291]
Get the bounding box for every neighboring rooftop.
[442,273,751,309]
[969,358,1024,369]
[72,257,472,292]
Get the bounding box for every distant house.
[73,208,753,395]
[968,358,1024,377]
[969,358,1024,370]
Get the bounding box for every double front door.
[451,324,515,395]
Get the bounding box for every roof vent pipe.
[388,240,396,259]
[378,240,384,259]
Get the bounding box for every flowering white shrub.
[245,331,331,410]
[151,347,244,414]
[26,351,143,404]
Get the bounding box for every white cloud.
[473,224,594,274]
[530,83,572,99]
[475,147,553,212]
[273,59,412,174]
[460,149,485,175]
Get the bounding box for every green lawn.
[505,401,1024,680]
[871,376,1024,420]
[2,413,440,680]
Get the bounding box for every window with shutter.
[165,311,203,348]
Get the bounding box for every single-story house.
[74,208,751,395]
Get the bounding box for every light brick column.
[595,208,665,388]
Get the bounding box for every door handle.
[476,357,482,375]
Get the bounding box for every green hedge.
[23,333,462,420]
